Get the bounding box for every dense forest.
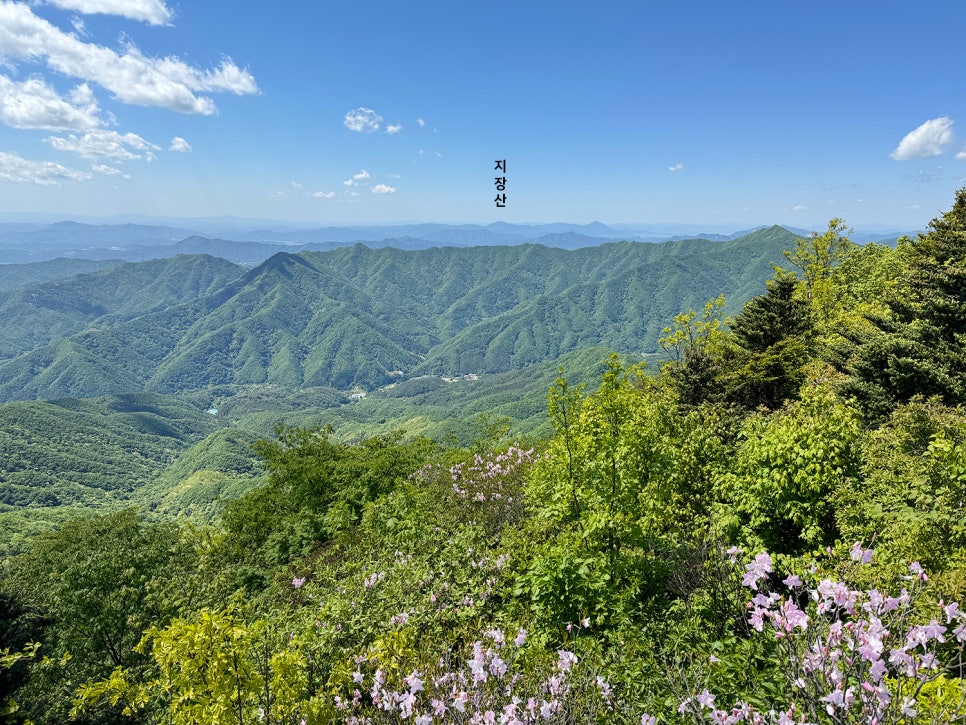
[4,191,966,723]
[0,226,797,401]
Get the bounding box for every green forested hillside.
[0,258,123,292]
[6,196,966,724]
[0,227,800,402]
[0,348,611,558]
[0,255,244,359]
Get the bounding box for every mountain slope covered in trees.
[0,227,800,402]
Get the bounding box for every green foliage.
[75,609,311,724]
[840,188,966,421]
[720,270,813,410]
[717,381,861,554]
[835,398,966,586]
[523,356,728,626]
[659,296,729,407]
[221,426,436,585]
[782,218,855,324]
[3,509,183,722]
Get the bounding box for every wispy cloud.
[43,0,174,25]
[0,2,257,115]
[289,180,302,189]
[169,136,191,153]
[312,191,335,199]
[956,148,966,161]
[668,163,684,172]
[342,169,370,186]
[91,162,128,178]
[343,107,381,133]
[416,117,425,127]
[0,150,91,184]
[792,204,807,211]
[371,183,395,194]
[891,116,954,160]
[0,76,101,131]
[47,129,160,161]
[386,123,402,135]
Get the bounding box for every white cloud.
[668,163,684,172]
[0,75,101,130]
[47,128,160,161]
[386,123,402,135]
[44,0,173,25]
[342,169,370,186]
[956,148,966,161]
[69,15,87,36]
[0,150,90,184]
[289,180,302,189]
[416,117,425,127]
[891,116,954,160]
[267,190,287,198]
[312,191,335,199]
[792,204,807,211]
[343,107,381,133]
[371,183,395,194]
[0,2,258,114]
[169,136,191,153]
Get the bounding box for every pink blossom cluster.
[449,447,536,503]
[644,544,966,725]
[334,624,605,724]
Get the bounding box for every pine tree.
[723,270,813,410]
[841,188,966,420]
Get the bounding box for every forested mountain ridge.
[0,255,244,359]
[0,226,800,402]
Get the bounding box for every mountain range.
[0,219,914,265]
[0,226,802,402]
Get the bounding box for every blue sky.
[1,0,965,230]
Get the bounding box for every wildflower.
[292,576,305,588]
[850,541,874,564]
[487,628,505,647]
[742,552,773,590]
[556,649,578,673]
[901,697,917,718]
[943,600,960,623]
[405,670,425,693]
[695,689,715,709]
[513,628,527,647]
[908,561,928,582]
